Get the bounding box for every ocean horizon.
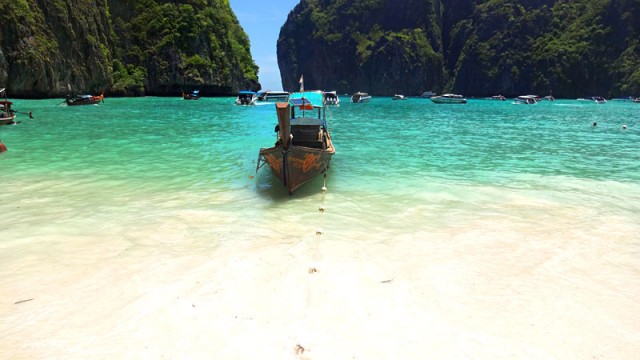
[1,96,639,359]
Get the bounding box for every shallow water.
[1,96,639,358]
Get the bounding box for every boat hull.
[0,115,16,125]
[259,144,334,194]
[66,99,100,106]
[430,96,467,104]
[66,94,104,106]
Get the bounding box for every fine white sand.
[2,183,640,359]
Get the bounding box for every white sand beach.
[2,178,640,360]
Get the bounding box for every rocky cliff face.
[0,0,259,97]
[278,0,640,97]
[278,0,444,95]
[0,0,113,97]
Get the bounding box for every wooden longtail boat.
[66,91,104,106]
[1,88,17,125]
[257,91,335,194]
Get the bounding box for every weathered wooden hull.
[66,96,103,106]
[259,143,334,194]
[66,100,100,106]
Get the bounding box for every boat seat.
[291,124,323,148]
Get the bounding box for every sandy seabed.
[1,187,640,359]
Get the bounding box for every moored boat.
[323,91,340,105]
[514,95,539,104]
[430,94,467,104]
[351,92,371,103]
[66,91,105,106]
[0,88,17,126]
[257,91,335,194]
[392,94,407,100]
[1,88,32,126]
[490,95,506,101]
[421,91,436,98]
[591,96,607,104]
[257,90,290,102]
[236,91,257,106]
[182,90,200,100]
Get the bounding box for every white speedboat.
[514,95,539,104]
[430,94,467,104]
[257,90,290,102]
[236,91,257,106]
[351,92,371,103]
[392,94,407,100]
[323,91,340,105]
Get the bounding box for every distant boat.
[634,97,640,103]
[421,91,436,98]
[256,91,335,195]
[257,90,290,102]
[392,94,407,100]
[0,88,17,125]
[514,95,538,104]
[431,94,467,104]
[182,90,200,100]
[351,92,371,103]
[490,95,506,101]
[66,91,105,106]
[323,91,340,105]
[591,96,607,104]
[236,91,257,106]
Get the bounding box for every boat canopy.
[239,90,256,95]
[289,91,324,108]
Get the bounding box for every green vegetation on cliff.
[109,0,258,95]
[278,0,443,95]
[278,0,640,97]
[0,0,258,97]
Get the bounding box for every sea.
[1,96,639,358]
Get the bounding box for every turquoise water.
[1,97,638,225]
[2,97,640,358]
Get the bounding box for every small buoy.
[248,175,254,179]
[0,143,7,153]
[321,186,327,192]
[622,124,627,130]
[315,227,323,235]
[319,206,325,213]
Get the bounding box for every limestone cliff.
[278,0,444,95]
[0,0,113,97]
[0,0,259,97]
[278,0,640,97]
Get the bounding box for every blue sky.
[229,0,300,91]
